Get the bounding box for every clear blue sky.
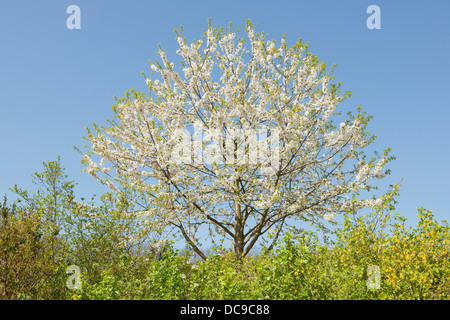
[1,0,449,233]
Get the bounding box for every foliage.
[379,207,450,299]
[5,158,162,299]
[11,155,75,262]
[68,195,450,300]
[2,179,449,300]
[0,196,66,299]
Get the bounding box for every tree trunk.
[234,179,244,260]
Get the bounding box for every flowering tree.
[79,20,394,260]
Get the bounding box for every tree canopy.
[78,20,394,260]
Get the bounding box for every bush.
[64,204,450,300]
[0,196,67,299]
[4,161,450,300]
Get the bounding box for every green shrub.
[0,196,67,299]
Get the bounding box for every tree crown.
[78,19,394,260]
